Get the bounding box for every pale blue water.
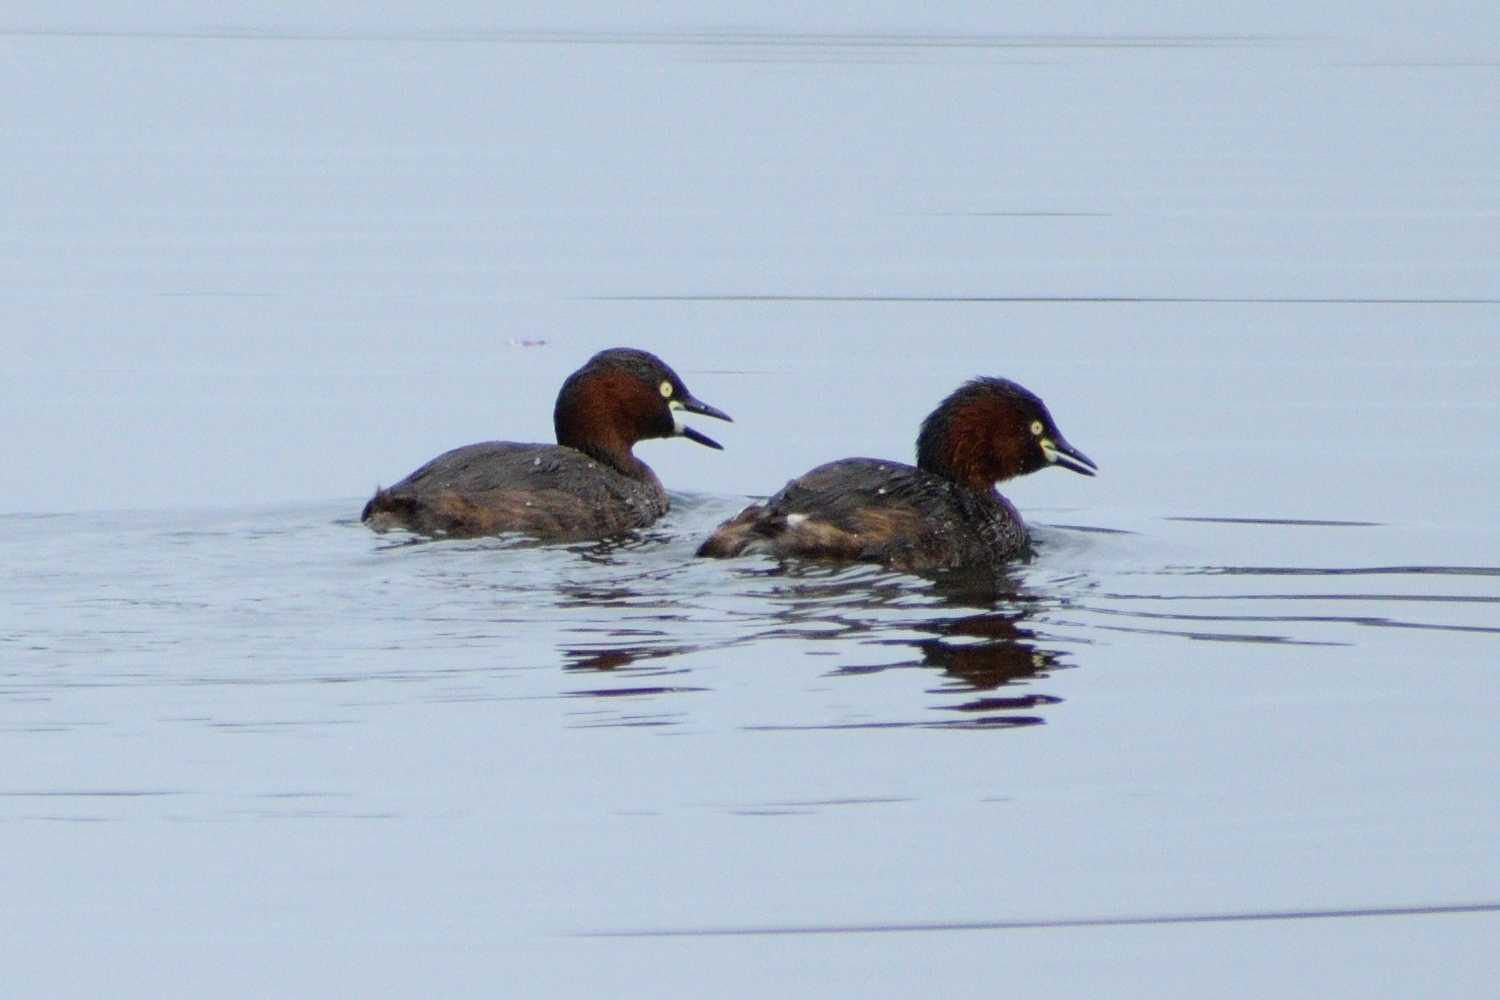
[4,6,1499,997]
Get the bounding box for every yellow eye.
[659,381,674,398]
[1030,420,1044,436]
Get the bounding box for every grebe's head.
[916,377,1095,492]
[554,348,732,462]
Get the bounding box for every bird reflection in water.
[750,564,1072,730]
[558,641,706,729]
[552,580,707,727]
[859,611,1064,728]
[549,563,1074,731]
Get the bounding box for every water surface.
[3,6,1498,997]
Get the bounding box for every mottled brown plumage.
[363,349,730,540]
[697,377,1094,572]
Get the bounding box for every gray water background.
[4,4,1498,996]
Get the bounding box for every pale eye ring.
[1030,420,1044,436]
[659,381,674,398]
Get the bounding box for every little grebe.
[697,377,1092,571]
[363,348,730,539]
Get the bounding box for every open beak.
[671,396,732,450]
[1041,436,1097,477]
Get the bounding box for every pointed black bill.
[1048,437,1097,477]
[680,425,724,450]
[680,397,732,424]
[673,395,731,450]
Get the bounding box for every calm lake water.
[4,5,1498,996]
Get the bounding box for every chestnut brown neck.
[917,397,1030,494]
[554,369,665,481]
